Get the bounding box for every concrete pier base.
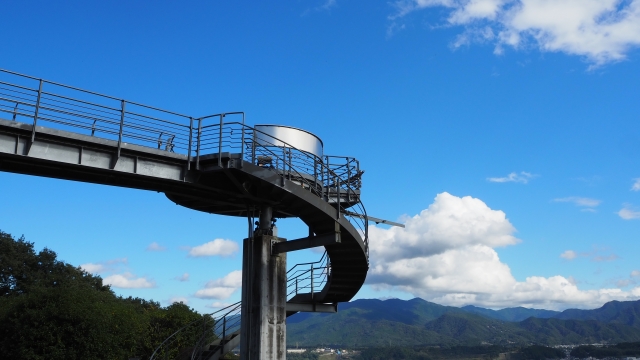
[240,234,287,360]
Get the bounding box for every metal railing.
[0,69,368,255]
[287,251,330,300]
[149,302,241,360]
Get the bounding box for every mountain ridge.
[286,298,640,347]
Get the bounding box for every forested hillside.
[0,230,207,360]
[287,298,640,347]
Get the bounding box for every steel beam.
[271,232,340,255]
[286,302,337,313]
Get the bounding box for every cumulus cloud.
[188,239,239,257]
[194,270,242,300]
[367,192,640,310]
[391,0,640,67]
[560,250,577,260]
[103,272,155,289]
[369,192,519,263]
[619,204,640,219]
[206,302,236,309]
[553,197,601,211]
[80,258,127,274]
[146,242,166,251]
[487,171,536,183]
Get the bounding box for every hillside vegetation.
[287,298,640,347]
[0,230,207,360]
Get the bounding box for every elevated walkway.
[0,68,370,359]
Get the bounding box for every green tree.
[0,230,208,360]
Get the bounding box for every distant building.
[287,349,306,354]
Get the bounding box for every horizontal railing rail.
[286,251,330,300]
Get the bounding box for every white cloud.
[175,273,190,282]
[206,302,236,309]
[391,0,640,67]
[103,272,155,289]
[632,270,640,277]
[80,258,127,274]
[194,270,242,300]
[560,250,577,260]
[487,171,536,183]
[553,197,601,208]
[632,178,640,191]
[369,192,519,263]
[146,242,166,251]
[188,239,239,257]
[618,204,640,219]
[367,192,640,310]
[169,297,189,305]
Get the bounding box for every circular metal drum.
[254,125,323,158]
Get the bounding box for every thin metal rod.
[187,117,193,170]
[196,118,202,170]
[337,176,341,220]
[288,147,292,180]
[240,113,245,168]
[222,316,226,344]
[347,157,351,203]
[218,114,224,167]
[117,100,126,159]
[30,79,43,142]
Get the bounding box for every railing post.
[327,256,330,279]
[30,79,43,143]
[347,157,351,203]
[240,113,245,168]
[288,148,292,180]
[314,158,318,194]
[117,100,126,159]
[337,176,341,220]
[187,117,193,171]
[251,130,256,165]
[311,264,314,301]
[325,156,329,201]
[12,103,18,121]
[282,146,286,176]
[218,113,224,167]
[196,118,202,170]
[295,278,298,295]
[222,316,227,344]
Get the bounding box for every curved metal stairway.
[0,69,370,359]
[151,254,332,360]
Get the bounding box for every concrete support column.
[240,233,287,360]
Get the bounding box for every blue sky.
[2,0,640,312]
